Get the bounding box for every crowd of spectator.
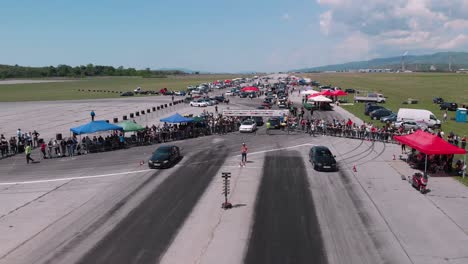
[284,104,466,150]
[0,111,242,163]
[1,129,41,158]
[283,114,466,175]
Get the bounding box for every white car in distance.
[239,119,257,133]
[190,99,208,107]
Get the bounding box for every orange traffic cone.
[353,165,357,172]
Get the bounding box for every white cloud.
[317,0,468,61]
[319,11,332,35]
[444,19,468,30]
[438,34,468,49]
[281,13,290,21]
[333,32,374,62]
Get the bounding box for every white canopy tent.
[308,95,332,102]
[301,90,320,95]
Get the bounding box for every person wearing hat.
[241,143,248,164]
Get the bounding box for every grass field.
[455,176,468,187]
[305,72,468,138]
[0,75,246,102]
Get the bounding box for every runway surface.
[78,147,229,264]
[245,151,327,264]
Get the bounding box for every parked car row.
[433,97,459,111]
[364,102,443,130]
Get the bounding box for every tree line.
[0,64,188,79]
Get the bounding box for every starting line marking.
[233,143,314,157]
[0,169,152,186]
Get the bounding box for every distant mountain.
[293,52,468,72]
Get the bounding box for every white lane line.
[0,169,152,186]
[233,143,314,157]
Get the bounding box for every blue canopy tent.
[160,113,194,123]
[70,120,124,135]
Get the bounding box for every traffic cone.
[353,165,357,172]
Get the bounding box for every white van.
[397,108,441,128]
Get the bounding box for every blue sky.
[1,0,468,72]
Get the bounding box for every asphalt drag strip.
[77,146,229,264]
[244,151,327,264]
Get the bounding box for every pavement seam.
[2,184,103,263]
[424,196,468,236]
[43,170,161,264]
[0,180,73,260]
[0,180,72,221]
[194,162,243,264]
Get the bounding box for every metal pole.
[424,154,428,177]
[224,177,228,205]
[464,154,466,178]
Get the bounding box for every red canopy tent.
[332,90,348,96]
[394,130,466,155]
[241,86,259,92]
[319,90,334,96]
[307,90,334,99]
[394,130,466,177]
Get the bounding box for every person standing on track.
[25,144,35,164]
[241,143,248,165]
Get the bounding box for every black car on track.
[148,145,181,169]
[309,146,337,171]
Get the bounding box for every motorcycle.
[408,172,428,194]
